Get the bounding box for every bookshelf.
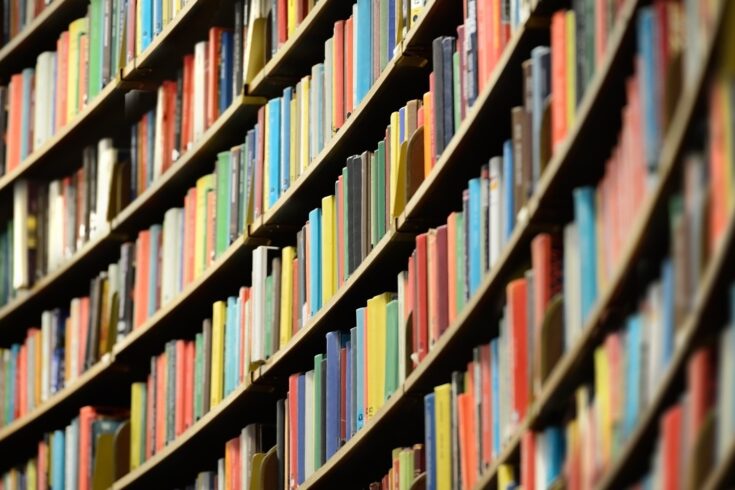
[0,0,732,488]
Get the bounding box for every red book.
[56,32,69,130]
[413,233,429,363]
[206,190,216,267]
[594,0,607,67]
[79,406,98,490]
[207,28,224,127]
[184,339,195,430]
[662,404,683,490]
[551,10,567,151]
[296,0,307,22]
[133,231,151,328]
[447,214,458,323]
[687,345,715,439]
[156,353,167,452]
[254,106,265,218]
[278,0,287,45]
[5,74,22,171]
[521,431,536,490]
[435,225,449,337]
[507,278,529,423]
[428,74,437,166]
[476,0,491,91]
[38,440,48,490]
[709,83,727,251]
[175,339,186,436]
[333,20,345,130]
[344,17,354,115]
[480,344,493,465]
[339,346,347,442]
[288,374,299,489]
[497,0,510,63]
[181,54,195,150]
[146,373,154,459]
[163,81,177,172]
[239,287,250,380]
[336,176,344,287]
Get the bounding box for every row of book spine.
[1,0,51,46]
[0,406,128,490]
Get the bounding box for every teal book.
[623,314,642,438]
[355,0,372,104]
[385,300,398,398]
[309,208,322,316]
[468,178,482,295]
[51,429,65,489]
[355,307,365,430]
[267,98,281,207]
[280,87,292,193]
[215,151,231,257]
[573,186,598,321]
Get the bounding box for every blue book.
[20,68,33,160]
[530,46,550,189]
[355,307,365,430]
[623,314,641,438]
[355,0,372,104]
[490,338,500,456]
[148,225,162,315]
[661,258,675,367]
[399,106,405,142]
[220,31,234,113]
[267,98,281,207]
[387,0,396,62]
[345,338,352,442]
[152,0,162,35]
[349,326,358,437]
[637,8,660,173]
[141,0,153,50]
[573,187,597,321]
[424,393,437,490]
[297,373,306,483]
[502,140,514,241]
[52,430,66,489]
[309,208,322,316]
[280,87,292,193]
[325,331,341,458]
[545,426,566,485]
[468,178,482,295]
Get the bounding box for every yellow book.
[243,4,267,84]
[249,453,266,490]
[130,382,146,470]
[434,383,451,490]
[287,0,297,37]
[26,460,36,490]
[497,464,515,490]
[566,11,576,127]
[395,0,404,47]
[290,94,298,184]
[300,77,311,173]
[279,246,296,348]
[389,111,401,216]
[594,345,612,466]
[409,0,424,27]
[163,0,170,29]
[263,107,271,213]
[210,301,226,406]
[366,293,390,418]
[195,175,214,278]
[321,195,336,302]
[67,18,88,121]
[399,449,413,490]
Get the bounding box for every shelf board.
[111,94,265,234]
[0,226,122,340]
[0,0,89,77]
[112,379,276,490]
[0,78,125,195]
[246,0,355,97]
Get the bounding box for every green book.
[341,166,349,282]
[379,0,389,70]
[453,52,461,135]
[456,212,466,312]
[313,353,324,467]
[194,333,203,420]
[88,0,103,100]
[215,151,231,258]
[385,300,399,398]
[375,141,386,241]
[264,274,273,357]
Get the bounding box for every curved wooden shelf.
[0,0,89,77]
[0,226,122,339]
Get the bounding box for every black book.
[86,275,102,369]
[348,155,361,274]
[441,36,456,149]
[35,183,48,280]
[233,0,244,100]
[174,67,184,159]
[359,151,370,261]
[431,37,445,157]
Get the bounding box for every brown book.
[511,107,526,219]
[538,294,564,385]
[405,126,425,201]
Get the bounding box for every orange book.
[181,54,195,150]
[206,28,224,127]
[551,10,567,151]
[133,230,151,328]
[5,74,23,172]
[79,406,98,490]
[521,431,536,490]
[458,393,477,489]
[333,20,345,130]
[447,213,458,323]
[480,344,493,465]
[709,83,727,252]
[175,339,186,436]
[662,404,683,490]
[183,187,197,286]
[185,340,195,430]
[476,0,491,91]
[594,0,607,68]
[156,353,167,452]
[507,278,529,423]
[344,16,354,115]
[206,189,216,267]
[162,81,178,172]
[56,32,69,130]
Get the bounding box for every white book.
[250,246,277,366]
[304,369,315,477]
[65,423,75,489]
[488,156,503,267]
[12,180,29,291]
[193,41,208,141]
[535,431,547,490]
[240,423,260,490]
[217,457,225,490]
[94,138,116,237]
[153,85,165,180]
[33,53,49,150]
[563,222,581,350]
[48,180,62,270]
